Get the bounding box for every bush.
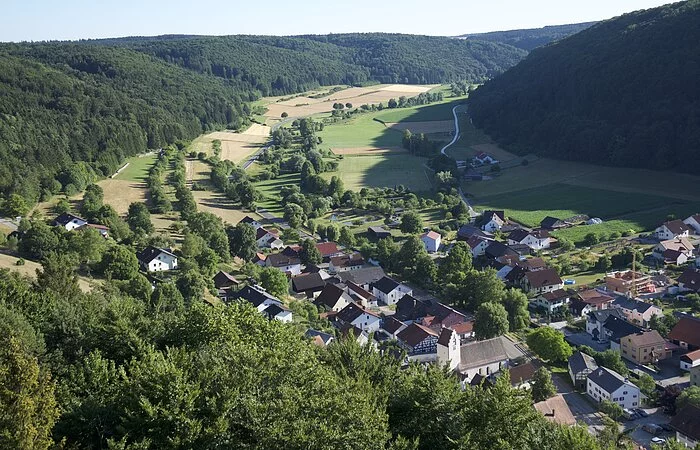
[15,258,25,266]
[599,400,623,420]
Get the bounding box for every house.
[344,280,377,308]
[520,257,547,272]
[291,273,326,298]
[540,216,566,230]
[605,316,645,350]
[520,269,563,295]
[507,360,542,389]
[381,316,407,339]
[213,271,241,299]
[620,330,669,364]
[256,227,281,248]
[329,253,365,273]
[449,321,475,341]
[466,235,492,257]
[485,241,518,261]
[679,267,700,293]
[421,231,441,253]
[234,285,283,312]
[477,210,505,232]
[654,220,691,240]
[137,247,178,272]
[473,151,499,165]
[396,323,439,356]
[534,395,576,426]
[533,289,570,314]
[568,351,598,390]
[681,349,700,371]
[337,266,387,291]
[586,367,641,409]
[611,296,663,326]
[305,329,335,347]
[265,253,302,275]
[692,364,700,386]
[569,298,594,318]
[262,303,293,323]
[54,213,88,231]
[586,309,624,341]
[457,224,493,242]
[605,270,655,295]
[334,322,370,346]
[238,215,263,229]
[653,237,695,262]
[454,337,510,382]
[394,294,431,322]
[314,284,352,312]
[253,252,266,266]
[683,214,700,234]
[668,316,700,351]
[336,302,381,333]
[507,229,551,251]
[393,294,469,331]
[578,289,615,311]
[316,242,342,260]
[76,223,110,238]
[670,404,700,449]
[368,226,391,240]
[372,276,412,305]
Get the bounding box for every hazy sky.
[0,0,678,42]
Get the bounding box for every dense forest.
[0,33,525,210]
[459,22,596,51]
[468,0,700,173]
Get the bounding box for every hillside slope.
[468,0,700,173]
[459,22,596,51]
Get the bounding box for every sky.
[0,0,678,42]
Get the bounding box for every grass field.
[254,173,302,216]
[323,154,432,192]
[113,153,157,181]
[0,253,95,292]
[374,100,463,122]
[319,113,403,149]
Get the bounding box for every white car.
[651,437,666,444]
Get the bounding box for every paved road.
[552,374,606,435]
[439,105,477,217]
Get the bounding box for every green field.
[318,113,402,149]
[474,183,687,228]
[374,100,463,123]
[113,153,157,182]
[254,173,301,215]
[323,154,432,192]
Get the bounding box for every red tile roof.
[316,242,340,257]
[668,317,700,348]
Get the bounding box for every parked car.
[635,408,649,418]
[659,424,674,432]
[651,437,666,444]
[642,424,662,435]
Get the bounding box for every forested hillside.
[0,34,525,209]
[468,0,700,173]
[459,22,596,51]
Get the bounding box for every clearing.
[190,124,271,164]
[0,252,95,292]
[323,154,433,192]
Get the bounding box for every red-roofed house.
[680,349,700,371]
[316,242,342,260]
[421,231,442,253]
[669,317,700,351]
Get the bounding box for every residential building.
[668,316,700,351]
[679,268,700,293]
[54,213,88,231]
[485,241,518,261]
[421,230,441,253]
[466,235,491,257]
[265,253,302,275]
[654,220,691,240]
[262,303,293,323]
[620,330,669,364]
[507,360,541,389]
[507,228,551,250]
[393,295,469,331]
[691,364,700,386]
[568,351,598,390]
[569,298,594,318]
[397,323,439,355]
[335,302,381,333]
[238,215,263,229]
[316,242,342,260]
[605,270,655,296]
[540,216,566,230]
[670,405,700,448]
[477,210,505,233]
[372,276,412,305]
[305,329,335,347]
[344,280,377,308]
[457,224,493,242]
[381,317,407,339]
[680,349,700,371]
[76,223,110,238]
[213,271,241,290]
[473,151,499,165]
[604,315,645,349]
[449,321,475,341]
[234,285,283,313]
[533,289,570,313]
[256,227,281,248]
[578,289,615,311]
[611,296,663,326]
[336,266,386,291]
[586,367,641,409]
[329,253,365,273]
[314,284,353,312]
[520,268,563,295]
[137,246,178,272]
[534,395,576,426]
[291,273,326,298]
[367,226,391,239]
[683,214,700,234]
[653,237,695,262]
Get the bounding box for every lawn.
[254,173,301,216]
[323,154,433,192]
[318,113,403,149]
[113,153,157,181]
[374,99,464,123]
[474,183,684,228]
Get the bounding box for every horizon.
[0,0,677,43]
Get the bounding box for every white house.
[234,285,284,313]
[455,337,510,383]
[265,253,302,275]
[683,214,700,234]
[314,284,352,312]
[372,276,413,305]
[466,235,492,257]
[137,246,178,272]
[421,231,441,253]
[256,227,280,248]
[680,349,700,371]
[653,237,694,262]
[568,351,598,390]
[654,220,691,240]
[533,289,570,314]
[473,151,499,166]
[54,213,88,231]
[239,215,263,230]
[335,302,381,333]
[477,210,505,233]
[520,269,563,295]
[329,253,365,273]
[586,367,641,409]
[507,229,551,251]
[262,303,293,323]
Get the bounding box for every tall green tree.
[531,367,557,402]
[400,211,424,234]
[526,327,572,362]
[473,302,509,340]
[502,288,530,331]
[300,239,322,265]
[126,202,154,235]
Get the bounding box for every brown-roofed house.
[668,316,700,351]
[654,219,691,240]
[291,273,326,298]
[314,284,352,312]
[520,268,563,295]
[329,253,365,273]
[679,268,700,293]
[534,394,576,426]
[396,323,439,355]
[670,404,700,448]
[620,330,669,364]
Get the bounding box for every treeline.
[469,0,700,173]
[459,22,596,51]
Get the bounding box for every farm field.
[254,173,302,216]
[113,153,157,182]
[0,252,95,292]
[384,120,454,133]
[322,154,432,192]
[374,100,462,123]
[189,124,270,163]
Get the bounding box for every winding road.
[440,105,476,217]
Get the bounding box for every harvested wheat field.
[191,190,260,225]
[192,126,270,163]
[0,253,95,292]
[379,84,438,93]
[101,179,148,215]
[332,146,406,155]
[385,120,454,133]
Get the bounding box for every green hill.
[459,22,596,51]
[468,0,700,173]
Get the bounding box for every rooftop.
[587,367,632,393]
[397,323,438,348]
[458,337,509,371]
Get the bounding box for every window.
[632,402,637,406]
[623,391,628,395]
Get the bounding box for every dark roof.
[432,302,466,322]
[457,224,492,240]
[569,298,590,315]
[239,216,260,225]
[611,296,658,314]
[568,351,598,374]
[397,323,438,347]
[524,269,562,289]
[670,405,700,441]
[54,212,86,226]
[458,337,509,371]
[346,280,376,301]
[372,276,400,295]
[540,216,564,229]
[588,308,624,323]
[505,266,526,283]
[668,317,700,347]
[476,210,505,228]
[262,303,289,319]
[266,252,301,268]
[330,253,365,268]
[256,227,276,240]
[508,244,533,256]
[508,229,530,243]
[213,271,240,288]
[336,302,378,323]
[234,285,281,308]
[394,294,430,321]
[305,329,334,345]
[587,367,630,393]
[485,241,517,259]
[679,268,700,291]
[541,289,570,302]
[314,284,347,309]
[337,266,386,286]
[291,273,325,293]
[508,361,541,386]
[368,226,391,236]
[381,316,405,334]
[137,246,177,264]
[604,315,645,342]
[437,328,455,346]
[662,219,690,235]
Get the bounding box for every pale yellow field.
[191,125,270,163]
[191,190,260,225]
[379,84,439,93]
[101,179,148,215]
[332,146,406,155]
[0,253,95,292]
[385,120,454,133]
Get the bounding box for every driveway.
[552,374,606,435]
[564,331,609,353]
[623,407,674,449]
